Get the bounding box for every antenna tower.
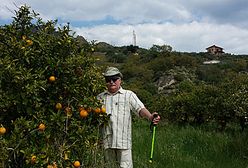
[133,30,136,46]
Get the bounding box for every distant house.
[206,45,224,55]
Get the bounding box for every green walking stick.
[149,114,158,163]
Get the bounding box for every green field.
[132,120,248,168]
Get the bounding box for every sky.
[1,0,248,55]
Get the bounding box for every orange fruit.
[47,165,53,168]
[38,123,46,131]
[31,155,36,164]
[73,161,80,168]
[0,127,6,135]
[94,107,101,113]
[49,76,56,82]
[26,39,33,46]
[101,107,106,113]
[55,103,62,110]
[80,110,88,118]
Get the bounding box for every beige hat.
[102,67,123,78]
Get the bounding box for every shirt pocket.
[117,101,129,112]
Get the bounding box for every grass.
[132,120,248,168]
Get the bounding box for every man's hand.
[139,108,161,124]
[150,112,160,125]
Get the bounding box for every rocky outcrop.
[157,75,177,94]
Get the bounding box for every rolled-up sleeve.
[129,91,145,116]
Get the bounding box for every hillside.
[93,42,248,131]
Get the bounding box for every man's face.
[105,76,121,93]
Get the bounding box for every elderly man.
[97,67,160,168]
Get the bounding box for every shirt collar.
[104,87,124,95]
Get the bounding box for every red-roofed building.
[206,45,224,55]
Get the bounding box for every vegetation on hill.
[94,39,248,131]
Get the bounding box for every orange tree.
[0,5,109,168]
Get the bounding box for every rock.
[157,75,177,94]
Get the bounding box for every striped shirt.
[97,87,145,149]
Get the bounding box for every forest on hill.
[93,42,248,131]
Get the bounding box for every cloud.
[179,0,248,27]
[0,0,210,23]
[2,0,248,26]
[73,21,248,55]
[1,0,248,54]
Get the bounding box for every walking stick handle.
[151,114,158,126]
[153,114,158,120]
